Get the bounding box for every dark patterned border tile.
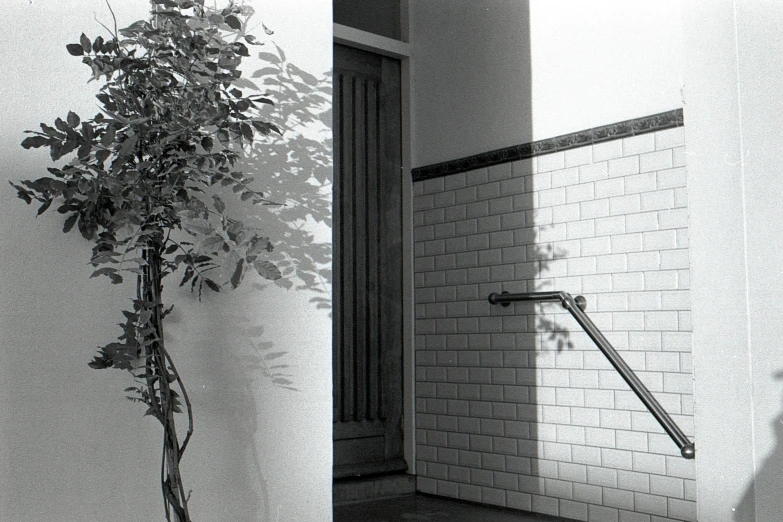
[411,109,683,182]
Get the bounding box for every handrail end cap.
[681,444,696,459]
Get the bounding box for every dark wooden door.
[332,44,404,478]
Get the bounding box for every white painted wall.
[0,1,332,521]
[409,0,684,167]
[683,1,783,520]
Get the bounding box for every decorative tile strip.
[411,108,683,182]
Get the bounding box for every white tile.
[645,311,679,331]
[617,470,651,493]
[568,220,597,240]
[595,215,627,236]
[660,249,689,269]
[657,166,687,190]
[632,452,667,475]
[596,177,626,199]
[567,182,597,203]
[658,207,689,229]
[642,230,677,251]
[610,194,642,216]
[609,156,641,178]
[668,498,697,522]
[649,474,684,499]
[655,127,685,150]
[539,187,567,208]
[644,271,678,291]
[552,167,581,188]
[639,150,673,173]
[593,139,624,161]
[596,254,628,274]
[537,151,566,172]
[672,146,687,167]
[616,430,649,452]
[641,189,675,212]
[581,199,611,219]
[552,202,581,224]
[582,236,612,256]
[626,212,660,233]
[611,233,643,254]
[623,133,656,155]
[633,492,667,517]
[580,161,610,182]
[625,172,658,194]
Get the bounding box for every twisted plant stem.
[142,244,193,522]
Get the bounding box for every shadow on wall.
[162,49,331,519]
[485,164,576,505]
[734,370,783,521]
[241,43,333,311]
[472,1,574,509]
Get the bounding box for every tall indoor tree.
[10,1,284,520]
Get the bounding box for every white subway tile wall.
[413,127,695,522]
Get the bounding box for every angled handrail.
[488,290,695,460]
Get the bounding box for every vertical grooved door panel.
[333,44,404,478]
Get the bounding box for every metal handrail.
[488,290,695,460]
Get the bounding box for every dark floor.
[334,494,574,522]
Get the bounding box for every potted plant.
[9,1,286,519]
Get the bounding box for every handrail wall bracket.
[487,290,695,460]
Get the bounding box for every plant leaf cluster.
[10,1,288,520]
[12,0,282,297]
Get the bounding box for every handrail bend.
[488,290,695,460]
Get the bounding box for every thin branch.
[162,347,194,456]
[161,439,172,522]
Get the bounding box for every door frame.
[333,16,415,475]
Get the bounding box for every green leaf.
[101,125,116,146]
[88,357,109,369]
[224,15,242,30]
[63,214,78,233]
[233,42,249,57]
[66,43,84,56]
[36,199,52,216]
[200,235,225,250]
[77,142,91,160]
[180,266,194,287]
[80,33,91,53]
[21,136,48,149]
[204,279,221,293]
[253,259,282,281]
[93,35,104,54]
[211,194,225,213]
[67,111,80,128]
[90,267,116,279]
[230,258,244,288]
[240,123,253,141]
[95,149,111,165]
[225,220,243,242]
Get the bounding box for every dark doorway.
[332,44,405,479]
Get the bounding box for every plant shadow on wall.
[239,42,332,310]
[734,370,783,521]
[8,1,330,521]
